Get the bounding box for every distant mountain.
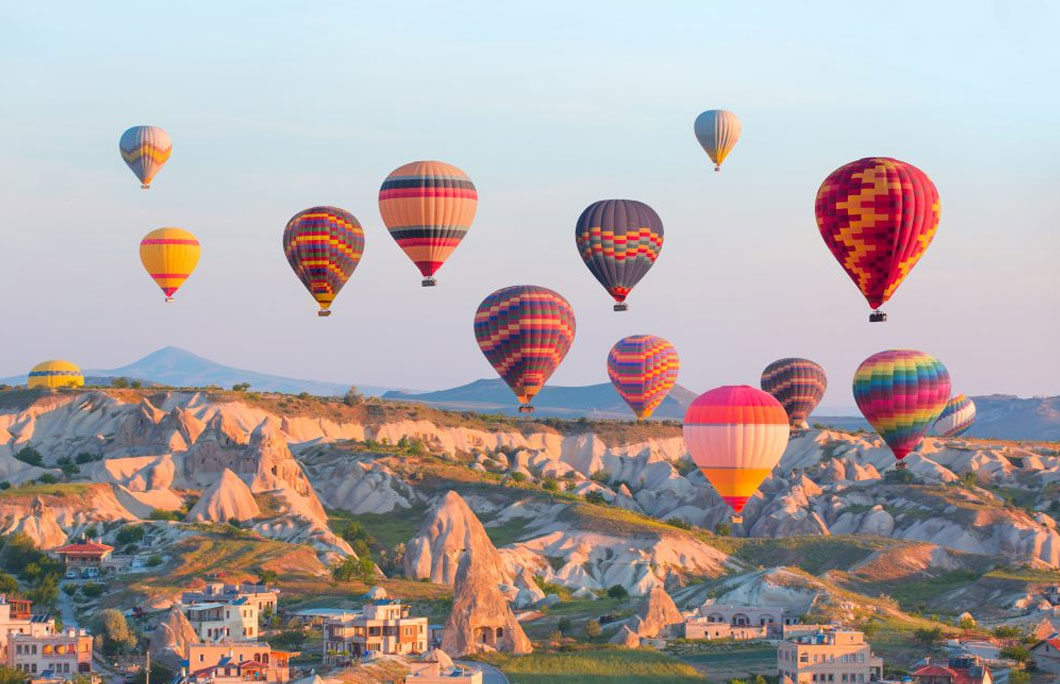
[1,347,393,397]
[384,378,697,420]
[969,394,1060,441]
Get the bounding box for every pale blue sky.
[1,1,1057,403]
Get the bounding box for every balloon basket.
[714,165,721,172]
[895,460,907,471]
[518,405,534,414]
[869,310,887,323]
[730,514,743,524]
[421,277,437,287]
[318,310,332,317]
[141,184,150,190]
[164,297,174,303]
[613,303,628,312]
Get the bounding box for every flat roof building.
[777,627,883,684]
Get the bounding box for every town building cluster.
[0,595,93,682]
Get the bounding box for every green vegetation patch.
[712,535,892,574]
[482,647,706,684]
[327,507,424,550]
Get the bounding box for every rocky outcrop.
[150,606,200,668]
[440,548,531,656]
[610,625,641,647]
[185,468,260,523]
[625,586,684,639]
[404,491,509,586]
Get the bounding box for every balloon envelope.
[607,335,680,419]
[27,360,83,389]
[139,228,201,301]
[760,358,828,429]
[378,160,477,284]
[853,349,951,461]
[934,394,976,438]
[119,126,171,188]
[474,285,576,408]
[283,206,365,315]
[815,157,940,313]
[693,110,741,171]
[683,385,789,515]
[574,199,663,309]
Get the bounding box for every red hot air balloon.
[575,199,664,311]
[815,158,940,322]
[474,286,576,413]
[607,335,680,419]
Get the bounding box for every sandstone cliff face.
[150,606,200,669]
[404,491,509,586]
[626,586,684,639]
[440,546,531,656]
[185,468,261,523]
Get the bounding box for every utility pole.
[145,649,150,684]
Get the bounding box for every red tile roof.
[913,664,958,677]
[54,541,114,555]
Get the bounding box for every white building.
[183,599,258,642]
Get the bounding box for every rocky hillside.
[0,386,1057,628]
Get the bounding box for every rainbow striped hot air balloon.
[379,161,477,287]
[683,386,790,523]
[853,349,951,469]
[607,335,680,420]
[139,228,201,302]
[575,199,664,311]
[934,394,976,438]
[693,110,741,171]
[760,358,828,431]
[474,285,576,412]
[282,206,365,317]
[816,158,941,322]
[27,360,84,390]
[119,126,171,189]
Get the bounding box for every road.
[456,661,510,684]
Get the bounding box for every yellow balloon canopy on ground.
[27,360,84,389]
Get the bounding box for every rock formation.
[404,491,509,585]
[624,586,684,639]
[609,624,641,647]
[150,606,200,668]
[441,546,531,656]
[185,468,261,523]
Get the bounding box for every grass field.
[482,648,707,684]
[669,642,776,680]
[326,506,425,549]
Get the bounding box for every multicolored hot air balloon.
[934,394,976,438]
[853,349,951,469]
[815,157,941,322]
[282,207,365,317]
[760,358,828,431]
[683,386,789,522]
[693,110,741,171]
[119,126,171,189]
[607,335,680,420]
[574,199,664,311]
[139,228,201,302]
[474,285,576,412]
[378,161,477,286]
[27,360,84,389]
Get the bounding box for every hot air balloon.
[693,110,741,171]
[282,207,365,317]
[815,157,941,322]
[760,358,828,431]
[683,386,789,523]
[119,126,171,189]
[853,350,950,469]
[474,285,576,412]
[607,335,680,419]
[574,199,663,311]
[934,394,976,438]
[378,160,477,286]
[139,228,201,302]
[27,360,84,389]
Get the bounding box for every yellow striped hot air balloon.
[27,360,84,389]
[693,110,741,171]
[139,228,201,302]
[119,126,172,189]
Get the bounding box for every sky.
[1,1,1058,406]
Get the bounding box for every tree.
[714,522,732,537]
[30,575,59,608]
[1000,644,1032,665]
[116,525,145,545]
[958,615,976,630]
[1008,671,1031,684]
[95,609,137,655]
[584,491,606,505]
[0,666,30,684]
[111,378,129,389]
[83,527,99,540]
[557,617,572,635]
[584,620,601,639]
[1,533,47,575]
[13,447,43,467]
[913,627,944,646]
[257,569,278,584]
[606,585,628,599]
[37,473,59,485]
[0,573,17,594]
[127,664,174,684]
[331,556,375,583]
[343,386,364,407]
[232,382,251,392]
[542,478,559,492]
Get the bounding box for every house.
[911,655,993,684]
[52,541,114,573]
[8,628,93,678]
[695,603,800,638]
[404,649,481,683]
[182,600,259,642]
[182,582,279,616]
[0,596,59,663]
[682,619,767,641]
[1030,636,1060,675]
[323,600,428,664]
[777,627,883,684]
[184,642,297,684]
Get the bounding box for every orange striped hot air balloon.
[139,228,201,302]
[683,385,790,523]
[378,160,477,286]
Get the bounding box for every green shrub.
[606,584,628,599]
[14,447,43,467]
